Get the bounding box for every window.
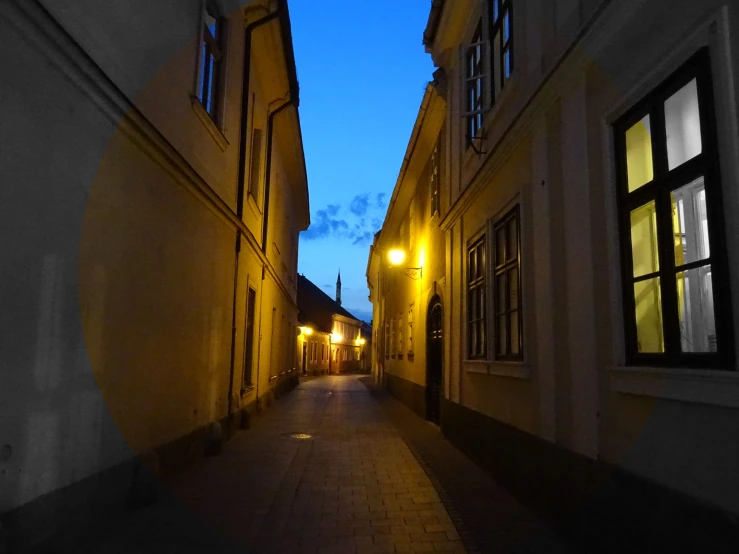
[398,315,404,356]
[430,139,440,217]
[493,207,522,360]
[384,322,390,359]
[198,1,226,124]
[242,287,257,389]
[390,318,396,357]
[408,305,414,355]
[464,21,485,145]
[467,235,487,359]
[249,128,263,203]
[321,344,325,361]
[615,49,732,368]
[489,0,514,95]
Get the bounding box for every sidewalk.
[56,376,575,553]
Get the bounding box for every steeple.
[336,270,342,306]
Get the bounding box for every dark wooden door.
[426,296,443,425]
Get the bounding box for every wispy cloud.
[302,193,386,245]
[350,194,370,216]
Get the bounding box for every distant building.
[297,274,370,374]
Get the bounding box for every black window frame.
[465,21,484,147]
[489,0,514,97]
[614,48,734,370]
[430,137,440,217]
[242,286,257,390]
[493,206,522,361]
[198,1,226,124]
[467,235,487,359]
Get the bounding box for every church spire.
[336,270,342,306]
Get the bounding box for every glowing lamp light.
[388,249,406,266]
[331,333,343,343]
[357,338,366,346]
[300,326,313,336]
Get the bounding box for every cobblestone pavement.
[61,376,576,553]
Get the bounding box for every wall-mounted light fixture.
[300,326,313,336]
[387,249,422,280]
[331,333,343,343]
[356,338,366,346]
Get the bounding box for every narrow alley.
[57,376,572,554]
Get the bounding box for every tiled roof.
[297,274,364,334]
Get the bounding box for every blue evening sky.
[290,0,436,324]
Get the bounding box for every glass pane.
[492,0,499,23]
[497,315,507,355]
[504,49,511,79]
[198,43,207,102]
[477,243,485,277]
[468,249,475,279]
[504,12,510,43]
[507,217,517,261]
[625,115,654,192]
[510,311,519,355]
[478,315,486,354]
[665,79,702,170]
[204,7,217,35]
[671,176,709,266]
[207,54,216,113]
[634,277,665,353]
[496,228,506,266]
[677,266,716,353]
[508,268,518,310]
[630,201,659,278]
[497,274,506,313]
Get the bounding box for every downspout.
[261,99,295,254]
[236,7,281,217]
[227,6,281,430]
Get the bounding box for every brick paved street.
[58,376,576,553]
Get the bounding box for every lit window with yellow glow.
[616,49,730,366]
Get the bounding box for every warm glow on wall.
[388,249,406,265]
[356,338,366,346]
[300,326,313,335]
[331,333,343,343]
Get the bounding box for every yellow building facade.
[1,0,307,549]
[369,0,739,546]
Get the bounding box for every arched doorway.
[426,295,443,425]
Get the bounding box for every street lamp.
[387,248,422,280]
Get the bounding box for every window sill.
[608,366,739,409]
[463,360,531,379]
[190,95,229,151]
[240,385,255,397]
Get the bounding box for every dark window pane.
[509,267,518,310]
[510,311,519,355]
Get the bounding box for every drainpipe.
[226,7,280,433]
[236,7,281,218]
[261,98,295,254]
